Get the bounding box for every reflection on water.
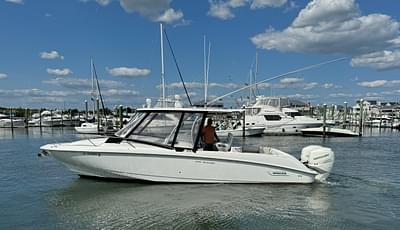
[49,179,333,229]
[1,127,400,229]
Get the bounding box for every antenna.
[160,23,166,108]
[163,27,193,106]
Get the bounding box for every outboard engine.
[301,145,334,182]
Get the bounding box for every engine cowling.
[301,145,334,182]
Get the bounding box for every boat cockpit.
[113,108,242,152]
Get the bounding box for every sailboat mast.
[90,59,96,118]
[203,36,211,107]
[204,36,207,106]
[255,50,258,96]
[160,23,165,107]
[207,42,211,102]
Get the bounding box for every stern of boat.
[300,145,335,182]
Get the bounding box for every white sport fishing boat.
[40,108,334,183]
[245,97,323,135]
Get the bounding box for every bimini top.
[136,107,243,114]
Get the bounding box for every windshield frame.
[116,110,207,151]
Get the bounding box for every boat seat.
[216,133,233,152]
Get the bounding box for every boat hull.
[41,140,317,184]
[0,119,26,128]
[263,122,322,135]
[216,127,264,137]
[301,127,359,137]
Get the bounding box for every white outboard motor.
[301,145,334,182]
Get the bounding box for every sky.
[0,0,399,109]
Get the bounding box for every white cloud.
[351,50,400,70]
[103,89,139,96]
[107,67,150,77]
[273,79,337,90]
[208,1,235,20]
[328,93,355,98]
[120,0,184,24]
[81,0,185,24]
[280,77,303,84]
[251,0,400,66]
[357,80,386,88]
[0,73,8,79]
[303,82,319,90]
[40,51,64,60]
[43,78,126,90]
[80,0,111,6]
[156,8,183,23]
[162,81,240,89]
[5,0,24,5]
[46,68,73,77]
[322,83,334,88]
[255,82,271,89]
[0,88,74,97]
[250,0,287,9]
[208,0,286,20]
[357,80,400,88]
[286,93,319,100]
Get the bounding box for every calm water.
[1,127,399,229]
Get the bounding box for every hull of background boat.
[0,119,26,128]
[74,126,100,134]
[29,119,80,127]
[301,127,359,137]
[263,123,322,135]
[216,127,264,137]
[40,139,318,183]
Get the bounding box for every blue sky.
[0,0,399,109]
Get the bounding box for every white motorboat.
[245,97,322,135]
[74,122,117,134]
[40,108,334,183]
[74,122,100,134]
[0,113,25,128]
[301,127,359,137]
[29,110,80,127]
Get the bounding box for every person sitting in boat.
[202,118,220,151]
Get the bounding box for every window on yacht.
[264,115,282,121]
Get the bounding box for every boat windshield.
[116,111,204,149]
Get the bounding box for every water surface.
[0,127,399,229]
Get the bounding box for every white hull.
[74,123,99,134]
[263,122,322,135]
[29,118,80,127]
[216,127,264,137]
[301,127,359,137]
[0,119,25,128]
[41,138,319,183]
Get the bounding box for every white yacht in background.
[29,110,80,127]
[245,96,322,135]
[216,120,264,137]
[0,113,25,128]
[40,107,334,183]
